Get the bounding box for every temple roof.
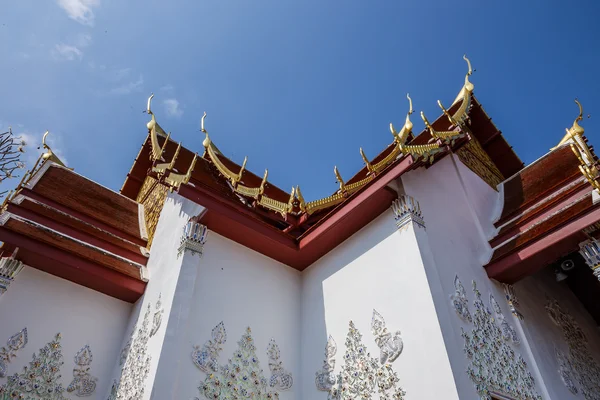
[120,56,522,269]
[486,101,600,283]
[0,159,148,302]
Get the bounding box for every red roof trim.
[0,227,145,302]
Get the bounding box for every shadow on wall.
[301,209,398,397]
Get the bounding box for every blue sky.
[1,0,599,200]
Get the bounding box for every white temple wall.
[515,267,600,399]
[401,155,549,399]
[0,266,131,399]
[169,232,302,400]
[106,192,204,400]
[300,207,459,399]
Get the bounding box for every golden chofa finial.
[555,99,586,149]
[452,54,475,106]
[390,94,414,145]
[201,112,211,148]
[437,99,458,126]
[41,131,67,167]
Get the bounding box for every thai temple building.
[1,56,600,400]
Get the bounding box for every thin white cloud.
[110,75,144,95]
[160,84,174,93]
[163,99,183,118]
[52,43,83,61]
[75,33,92,48]
[57,0,100,26]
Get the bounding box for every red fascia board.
[0,228,145,302]
[19,188,147,247]
[299,156,413,245]
[180,155,411,270]
[295,187,397,267]
[179,183,297,250]
[485,202,600,283]
[6,202,148,265]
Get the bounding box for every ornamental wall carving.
[192,322,292,400]
[546,298,600,399]
[315,310,406,399]
[0,331,99,398]
[110,293,162,400]
[454,277,541,399]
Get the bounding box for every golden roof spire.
[452,54,474,105]
[390,94,414,145]
[41,130,67,167]
[554,99,588,149]
[146,93,154,115]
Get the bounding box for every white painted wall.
[0,266,132,399]
[515,267,600,399]
[300,207,459,400]
[105,192,203,400]
[167,231,302,400]
[401,155,548,399]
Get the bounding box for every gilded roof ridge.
[143,56,478,217]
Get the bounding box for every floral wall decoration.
[315,336,337,393]
[502,284,524,320]
[267,339,293,391]
[328,321,405,400]
[150,293,163,338]
[451,275,472,322]
[0,332,67,400]
[108,303,152,400]
[192,323,293,400]
[192,321,226,374]
[546,298,600,399]
[0,327,27,378]
[315,310,406,399]
[67,345,97,397]
[489,294,519,345]
[458,280,540,400]
[371,309,403,364]
[555,346,578,395]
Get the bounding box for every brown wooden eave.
[0,214,147,302]
[485,190,600,283]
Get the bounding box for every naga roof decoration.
[1,131,69,211]
[144,55,481,218]
[559,100,600,194]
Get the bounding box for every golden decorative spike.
[296,185,306,212]
[287,187,296,212]
[334,166,345,191]
[259,169,268,195]
[421,111,462,143]
[236,156,248,185]
[168,143,181,170]
[437,99,458,126]
[555,99,585,148]
[41,131,67,167]
[165,153,198,189]
[360,148,374,173]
